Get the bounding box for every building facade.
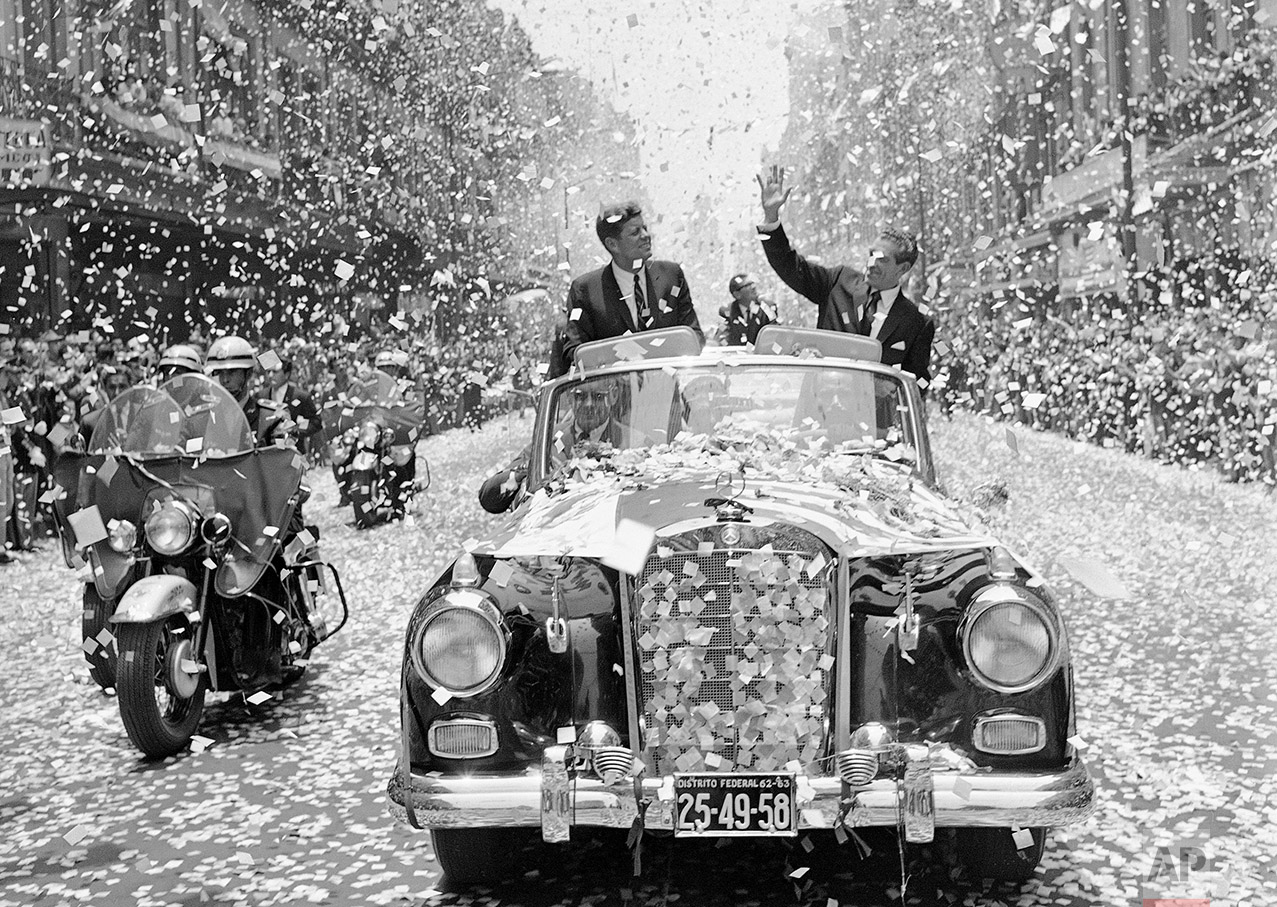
[0,0,565,342]
[942,0,1277,316]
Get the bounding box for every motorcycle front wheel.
[117,618,206,758]
[82,584,118,691]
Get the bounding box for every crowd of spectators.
[0,325,524,561]
[931,253,1277,485]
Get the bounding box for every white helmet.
[375,349,410,370]
[158,344,203,373]
[205,335,256,372]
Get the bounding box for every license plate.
[673,773,796,837]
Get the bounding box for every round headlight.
[145,500,199,555]
[412,589,507,697]
[108,519,137,553]
[358,420,381,447]
[960,585,1060,694]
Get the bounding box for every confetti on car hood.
[473,430,996,559]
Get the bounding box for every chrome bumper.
[387,754,1095,838]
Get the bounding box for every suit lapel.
[876,295,911,348]
[602,266,637,332]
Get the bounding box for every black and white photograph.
[1,0,1275,905]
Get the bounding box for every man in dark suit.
[719,272,777,346]
[265,357,323,452]
[562,201,703,366]
[754,167,935,390]
[478,381,638,514]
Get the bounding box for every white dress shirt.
[611,260,647,329]
[868,285,900,340]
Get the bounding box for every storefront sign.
[1059,225,1124,298]
[1041,136,1147,212]
[0,117,51,185]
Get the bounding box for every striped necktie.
[859,291,880,336]
[634,272,650,329]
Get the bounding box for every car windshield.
[542,362,917,470]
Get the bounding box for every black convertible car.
[387,326,1094,885]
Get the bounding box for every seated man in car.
[677,374,729,437]
[793,368,880,446]
[479,379,631,514]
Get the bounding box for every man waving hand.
[755,166,934,390]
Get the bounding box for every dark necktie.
[859,291,879,336]
[634,272,650,329]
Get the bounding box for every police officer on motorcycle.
[206,336,290,445]
[155,344,204,382]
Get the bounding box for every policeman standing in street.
[719,273,776,347]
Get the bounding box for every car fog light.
[849,722,896,750]
[108,519,137,553]
[591,745,636,783]
[972,713,1046,755]
[573,721,622,776]
[834,748,879,786]
[427,716,498,759]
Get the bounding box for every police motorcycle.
[52,369,349,758]
[324,350,428,529]
[68,344,207,690]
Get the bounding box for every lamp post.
[1112,0,1137,304]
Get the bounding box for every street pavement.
[1,409,1274,907]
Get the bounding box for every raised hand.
[756,165,794,222]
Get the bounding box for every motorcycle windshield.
[158,374,255,456]
[349,370,404,404]
[88,387,185,457]
[324,370,424,447]
[51,448,304,600]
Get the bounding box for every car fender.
[108,575,198,624]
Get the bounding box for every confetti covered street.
[2,409,1274,907]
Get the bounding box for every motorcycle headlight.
[108,519,137,553]
[145,499,200,556]
[358,420,381,447]
[411,588,507,697]
[959,584,1061,694]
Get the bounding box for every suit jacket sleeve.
[759,224,840,308]
[672,266,704,342]
[904,315,936,393]
[478,444,530,514]
[562,279,594,366]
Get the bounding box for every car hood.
[472,467,996,560]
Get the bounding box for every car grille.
[634,531,833,775]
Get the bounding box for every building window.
[1,0,20,66]
[199,19,260,146]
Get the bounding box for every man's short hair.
[880,227,919,268]
[596,201,643,246]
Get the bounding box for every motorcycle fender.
[352,450,378,471]
[109,575,199,624]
